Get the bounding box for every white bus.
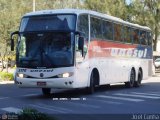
[11,9,152,95]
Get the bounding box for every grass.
[19,108,56,120]
[0,72,14,81]
[5,108,56,120]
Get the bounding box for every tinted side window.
[91,17,102,39]
[140,31,147,45]
[102,20,113,40]
[147,32,152,46]
[124,26,131,43]
[77,15,89,38]
[133,29,139,44]
[114,23,123,42]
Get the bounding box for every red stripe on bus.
[88,40,137,58]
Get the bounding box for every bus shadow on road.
[24,83,136,100]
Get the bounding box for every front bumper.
[15,77,75,89]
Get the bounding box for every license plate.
[37,82,46,86]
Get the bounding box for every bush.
[19,108,55,120]
[0,72,13,81]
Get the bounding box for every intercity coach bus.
[11,9,152,95]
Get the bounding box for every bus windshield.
[20,14,76,32]
[16,14,76,68]
[17,32,74,68]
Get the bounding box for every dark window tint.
[140,31,147,45]
[91,17,102,39]
[20,15,76,32]
[114,23,123,42]
[102,20,113,40]
[124,26,131,43]
[147,32,152,46]
[77,15,89,38]
[133,29,139,44]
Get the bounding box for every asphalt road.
[0,76,160,120]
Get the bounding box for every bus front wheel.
[42,88,51,95]
[87,72,95,94]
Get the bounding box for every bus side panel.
[88,40,152,85]
[88,40,127,85]
[75,60,90,88]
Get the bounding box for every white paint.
[149,91,160,94]
[94,95,144,102]
[88,98,122,105]
[114,93,160,99]
[0,97,9,100]
[119,49,127,56]
[131,92,160,97]
[1,107,22,113]
[111,48,148,58]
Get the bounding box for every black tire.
[134,70,142,87]
[87,72,95,94]
[125,69,135,88]
[42,88,51,96]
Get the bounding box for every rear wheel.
[42,88,51,96]
[125,69,135,88]
[134,70,142,87]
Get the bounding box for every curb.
[0,81,14,84]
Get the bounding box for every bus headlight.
[57,72,73,78]
[17,73,28,78]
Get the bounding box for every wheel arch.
[87,68,100,87]
[138,67,143,81]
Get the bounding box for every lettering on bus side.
[18,69,27,72]
[30,69,54,72]
[111,48,147,58]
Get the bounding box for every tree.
[36,0,83,10]
[0,0,159,73]
[0,0,85,72]
[0,0,31,71]
[84,0,128,20]
[130,0,160,51]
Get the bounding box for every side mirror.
[10,31,19,51]
[11,39,14,51]
[78,37,84,50]
[78,37,84,57]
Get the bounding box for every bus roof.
[24,9,151,31]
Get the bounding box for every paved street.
[0,76,160,119]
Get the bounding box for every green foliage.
[85,0,128,20]
[0,72,13,81]
[19,108,55,120]
[36,0,83,10]
[130,0,160,51]
[0,0,159,55]
[0,0,83,64]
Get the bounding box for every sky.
[126,0,132,5]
